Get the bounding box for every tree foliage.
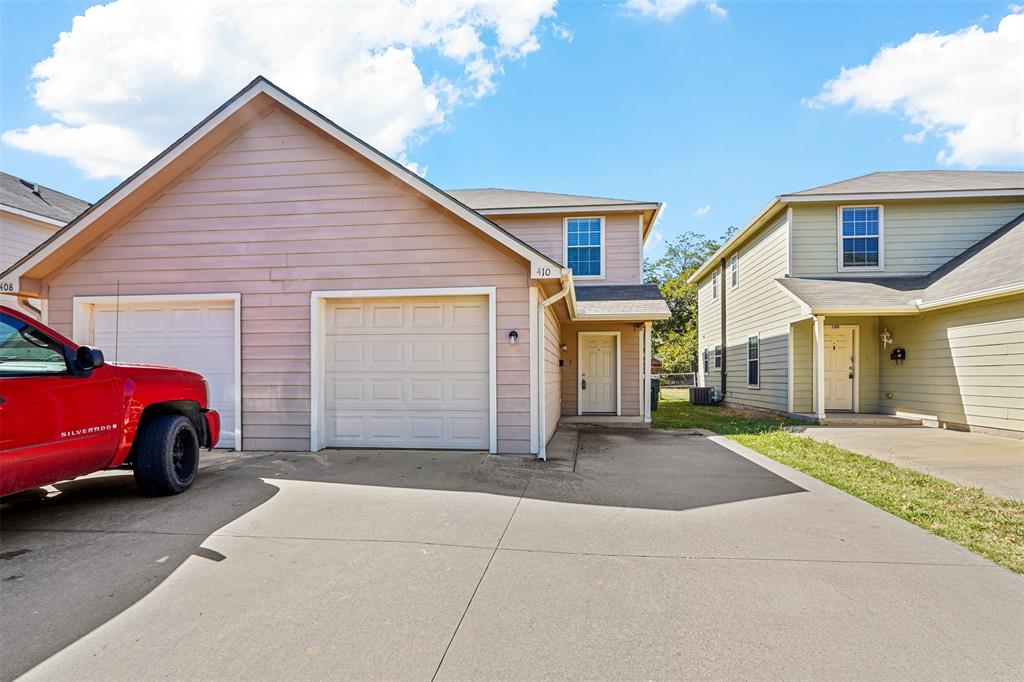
[643,227,736,373]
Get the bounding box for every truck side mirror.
[75,345,105,371]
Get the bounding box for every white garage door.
[323,296,489,450]
[91,300,237,448]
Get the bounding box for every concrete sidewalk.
[2,430,1021,681]
[790,424,1024,500]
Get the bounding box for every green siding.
[878,296,1024,435]
[791,319,813,413]
[791,199,1024,278]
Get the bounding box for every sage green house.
[690,171,1024,439]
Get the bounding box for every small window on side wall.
[840,206,882,270]
[714,345,722,369]
[747,335,759,387]
[730,254,738,287]
[565,217,603,278]
[712,270,719,300]
[703,349,709,374]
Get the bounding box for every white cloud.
[623,0,727,21]
[2,0,557,179]
[692,204,711,217]
[551,22,574,42]
[806,12,1024,168]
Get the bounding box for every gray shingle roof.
[0,171,90,223]
[777,210,1024,311]
[574,284,670,319]
[786,171,1024,197]
[447,187,654,211]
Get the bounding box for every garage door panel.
[92,300,237,448]
[323,295,489,450]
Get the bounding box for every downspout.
[719,258,727,399]
[537,275,571,461]
[17,296,42,319]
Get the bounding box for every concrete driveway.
[2,429,1021,681]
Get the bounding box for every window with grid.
[841,206,881,268]
[747,336,759,386]
[714,345,722,369]
[703,349,709,373]
[566,218,603,277]
[712,269,719,299]
[730,254,739,287]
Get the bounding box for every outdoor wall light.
[508,330,519,344]
[560,343,567,352]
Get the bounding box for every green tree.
[643,227,736,373]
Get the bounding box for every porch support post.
[643,321,653,423]
[813,314,826,420]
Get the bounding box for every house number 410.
[535,267,552,277]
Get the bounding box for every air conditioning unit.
[690,386,716,405]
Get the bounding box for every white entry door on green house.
[824,326,855,411]
[580,334,617,414]
[323,296,489,449]
[91,300,238,448]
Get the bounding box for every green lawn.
[653,388,1024,574]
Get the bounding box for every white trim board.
[309,286,498,454]
[72,293,243,451]
[576,330,622,416]
[5,77,563,294]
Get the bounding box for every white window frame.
[563,216,606,280]
[746,334,760,389]
[713,344,722,369]
[730,254,739,288]
[837,205,884,272]
[72,293,243,451]
[712,269,719,300]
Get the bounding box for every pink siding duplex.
[3,77,669,458]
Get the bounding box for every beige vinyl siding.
[42,105,534,453]
[719,212,801,411]
[543,304,561,443]
[791,199,1024,278]
[491,213,642,285]
[1,211,59,271]
[791,319,813,413]
[696,273,722,392]
[878,296,1024,436]
[560,322,641,416]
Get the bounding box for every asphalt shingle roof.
[0,171,90,223]
[574,284,670,318]
[786,171,1024,197]
[776,210,1024,310]
[447,188,654,211]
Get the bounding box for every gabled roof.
[0,171,90,224]
[787,171,1024,197]
[573,284,671,319]
[448,187,657,211]
[689,170,1024,284]
[2,77,562,295]
[776,210,1024,313]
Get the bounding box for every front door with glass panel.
[824,326,855,411]
[580,334,616,414]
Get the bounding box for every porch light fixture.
[508,330,519,344]
[560,343,567,352]
[881,328,893,347]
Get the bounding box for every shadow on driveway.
[1,429,802,680]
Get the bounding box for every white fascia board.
[0,204,66,227]
[782,189,1024,203]
[476,203,661,217]
[573,312,672,321]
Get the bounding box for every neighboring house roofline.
[2,76,564,294]
[0,203,67,228]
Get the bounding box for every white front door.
[824,326,855,411]
[322,296,489,450]
[91,300,238,448]
[580,334,616,414]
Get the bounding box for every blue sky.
[1,1,1020,257]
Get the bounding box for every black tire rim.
[172,428,198,481]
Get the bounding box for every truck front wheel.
[133,414,200,495]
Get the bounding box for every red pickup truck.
[0,305,220,497]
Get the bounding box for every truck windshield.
[0,313,68,375]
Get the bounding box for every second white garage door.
[323,296,489,450]
[90,299,238,449]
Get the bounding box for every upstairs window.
[565,217,603,278]
[730,254,739,287]
[712,269,719,300]
[747,335,759,387]
[703,348,709,374]
[840,206,883,270]
[714,344,722,369]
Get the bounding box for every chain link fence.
[654,372,697,389]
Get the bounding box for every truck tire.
[133,414,200,496]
